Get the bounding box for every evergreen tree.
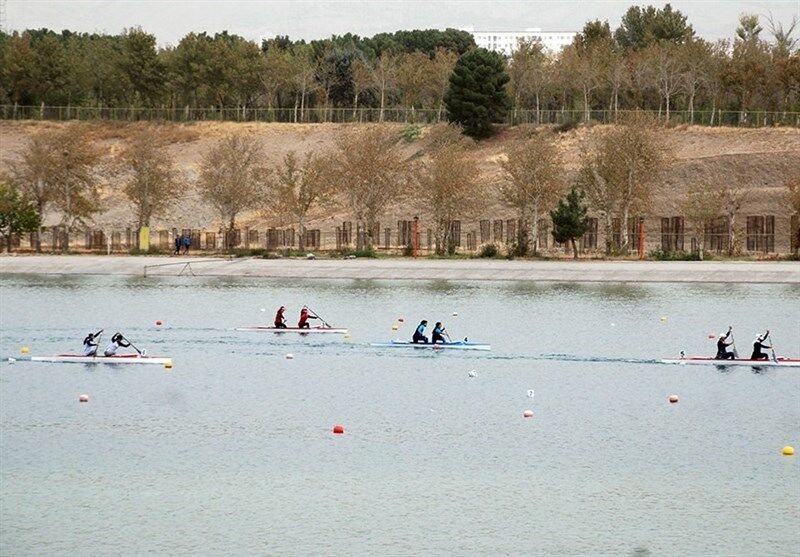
[444,48,510,138]
[550,187,590,259]
[615,4,694,50]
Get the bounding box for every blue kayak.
[370,340,491,351]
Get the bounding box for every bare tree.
[269,151,332,250]
[373,52,399,122]
[6,134,56,252]
[116,129,181,231]
[681,183,721,259]
[508,39,548,122]
[429,48,458,122]
[351,58,374,119]
[329,126,409,249]
[291,45,317,123]
[561,43,603,123]
[713,181,749,256]
[198,134,266,247]
[638,42,683,122]
[678,38,715,124]
[397,52,429,109]
[579,113,666,253]
[498,132,564,254]
[413,126,483,255]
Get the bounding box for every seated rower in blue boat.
[412,320,428,343]
[432,322,447,344]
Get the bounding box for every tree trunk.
[571,238,578,259]
[298,216,305,251]
[535,93,540,125]
[379,87,386,123]
[688,89,695,124]
[530,202,539,255]
[621,205,630,254]
[604,213,613,255]
[583,88,590,123]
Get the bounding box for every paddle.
[729,327,739,359]
[120,334,145,357]
[767,331,777,362]
[306,306,330,328]
[92,330,103,359]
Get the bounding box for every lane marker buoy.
[523,410,533,418]
[21,346,29,354]
[164,359,173,369]
[468,370,476,377]
[286,353,294,360]
[79,394,89,403]
[333,424,344,434]
[155,320,162,326]
[669,395,679,403]
[783,446,795,456]
[527,389,535,398]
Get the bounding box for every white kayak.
[235,326,348,334]
[661,356,800,368]
[11,353,172,365]
[370,340,491,351]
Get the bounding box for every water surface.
[1,275,798,555]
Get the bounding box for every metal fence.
[1,215,793,256]
[2,104,798,128]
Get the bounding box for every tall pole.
[638,218,645,260]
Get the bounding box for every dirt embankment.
[1,120,798,233]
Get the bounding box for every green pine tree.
[550,187,590,259]
[444,48,510,138]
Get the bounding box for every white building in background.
[462,27,576,56]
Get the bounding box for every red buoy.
[156,320,163,326]
[332,424,345,434]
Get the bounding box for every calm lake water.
[1,275,798,555]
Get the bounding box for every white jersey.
[83,343,97,356]
[104,341,120,356]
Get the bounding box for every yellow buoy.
[660,316,668,322]
[20,346,30,354]
[391,324,399,331]
[783,446,795,456]
[164,359,173,369]
[343,333,351,340]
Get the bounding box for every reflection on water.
[1,274,799,555]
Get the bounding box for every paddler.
[298,306,318,329]
[412,320,429,343]
[104,332,131,357]
[432,322,447,344]
[274,305,287,328]
[82,329,102,356]
[715,326,735,360]
[750,330,772,360]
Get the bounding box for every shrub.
[648,249,702,261]
[478,243,499,258]
[402,124,422,143]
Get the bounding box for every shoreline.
[1,255,799,283]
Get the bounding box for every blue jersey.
[416,323,426,335]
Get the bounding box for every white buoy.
[452,312,458,316]
[8,357,16,364]
[286,353,294,360]
[260,308,266,312]
[468,370,477,377]
[527,389,535,398]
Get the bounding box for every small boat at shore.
[661,356,800,368]
[235,325,349,334]
[370,340,491,351]
[9,354,173,365]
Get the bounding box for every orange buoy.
[669,395,679,403]
[79,394,89,403]
[523,410,533,418]
[332,424,345,434]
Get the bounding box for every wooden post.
[412,216,420,257]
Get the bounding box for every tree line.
[1,4,797,127]
[4,118,798,256]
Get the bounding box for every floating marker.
[468,370,477,378]
[79,394,89,403]
[523,410,534,418]
[332,424,344,434]
[391,324,399,331]
[452,312,458,317]
[164,359,173,369]
[8,357,16,364]
[260,308,266,312]
[708,334,715,339]
[783,446,795,456]
[20,346,29,354]
[344,333,351,340]
[660,316,668,322]
[398,317,405,323]
[286,353,294,360]
[527,389,535,398]
[669,395,679,403]
[155,320,162,326]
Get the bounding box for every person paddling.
[715,326,735,360]
[274,306,287,328]
[750,331,772,360]
[412,320,429,344]
[298,306,318,329]
[104,332,131,357]
[83,330,103,356]
[432,322,447,344]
